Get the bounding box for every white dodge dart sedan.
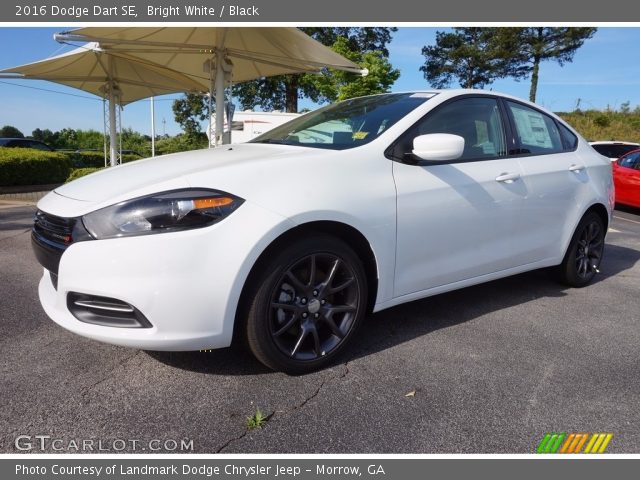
[33,90,614,373]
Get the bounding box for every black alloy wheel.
[243,235,367,374]
[558,212,605,287]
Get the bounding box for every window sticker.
[512,107,553,149]
[352,131,369,140]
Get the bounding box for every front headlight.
[82,189,244,239]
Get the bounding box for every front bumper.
[36,198,293,351]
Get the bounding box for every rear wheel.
[243,235,367,374]
[557,212,605,287]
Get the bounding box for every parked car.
[0,138,55,151]
[612,148,640,208]
[32,90,614,373]
[589,140,640,161]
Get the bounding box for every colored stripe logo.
[537,433,613,453]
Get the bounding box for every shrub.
[66,167,102,183]
[69,151,143,168]
[0,148,72,186]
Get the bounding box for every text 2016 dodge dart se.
[32,90,614,373]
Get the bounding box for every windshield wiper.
[251,139,293,145]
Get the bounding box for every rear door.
[504,100,588,264]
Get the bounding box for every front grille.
[33,211,76,248]
[31,210,92,275]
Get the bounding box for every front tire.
[557,212,605,287]
[243,235,368,374]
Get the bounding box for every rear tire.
[242,235,367,374]
[557,212,605,287]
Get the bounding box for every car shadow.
[0,205,36,232]
[147,243,640,376]
[615,204,640,216]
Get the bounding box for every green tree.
[31,128,58,146]
[0,125,24,138]
[172,93,209,138]
[494,27,597,102]
[420,28,525,89]
[311,37,400,102]
[233,27,398,112]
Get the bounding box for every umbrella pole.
[215,49,225,146]
[108,87,118,167]
[150,96,156,157]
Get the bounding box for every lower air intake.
[67,292,152,328]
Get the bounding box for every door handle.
[495,172,520,183]
[569,164,585,172]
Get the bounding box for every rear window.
[591,143,639,159]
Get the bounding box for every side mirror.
[412,133,465,162]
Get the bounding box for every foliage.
[0,148,72,186]
[66,167,102,183]
[491,27,597,102]
[558,108,640,143]
[172,93,210,139]
[308,37,400,102]
[30,127,152,157]
[421,28,523,89]
[245,408,268,430]
[0,125,25,138]
[420,27,596,100]
[69,151,142,168]
[154,133,208,155]
[233,27,398,112]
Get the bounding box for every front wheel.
[243,235,368,374]
[557,212,605,287]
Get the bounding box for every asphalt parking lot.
[1,202,639,453]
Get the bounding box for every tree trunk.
[285,75,299,113]
[529,56,540,103]
[529,27,544,103]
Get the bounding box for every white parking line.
[613,215,640,225]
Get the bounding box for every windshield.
[250,93,435,150]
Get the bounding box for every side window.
[558,123,578,151]
[507,101,563,155]
[399,97,507,161]
[619,152,640,170]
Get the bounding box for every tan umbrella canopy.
[0,28,365,165]
[56,27,366,83]
[0,42,206,105]
[0,43,208,165]
[55,27,367,146]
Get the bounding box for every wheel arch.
[233,220,380,343]
[560,202,610,261]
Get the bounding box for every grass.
[246,408,268,430]
[558,109,640,143]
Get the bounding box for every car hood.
[54,143,322,204]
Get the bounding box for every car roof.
[589,140,640,145]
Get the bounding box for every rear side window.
[619,152,640,170]
[507,101,563,155]
[558,123,578,151]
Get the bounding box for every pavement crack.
[216,411,275,453]
[215,363,350,453]
[80,351,142,402]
